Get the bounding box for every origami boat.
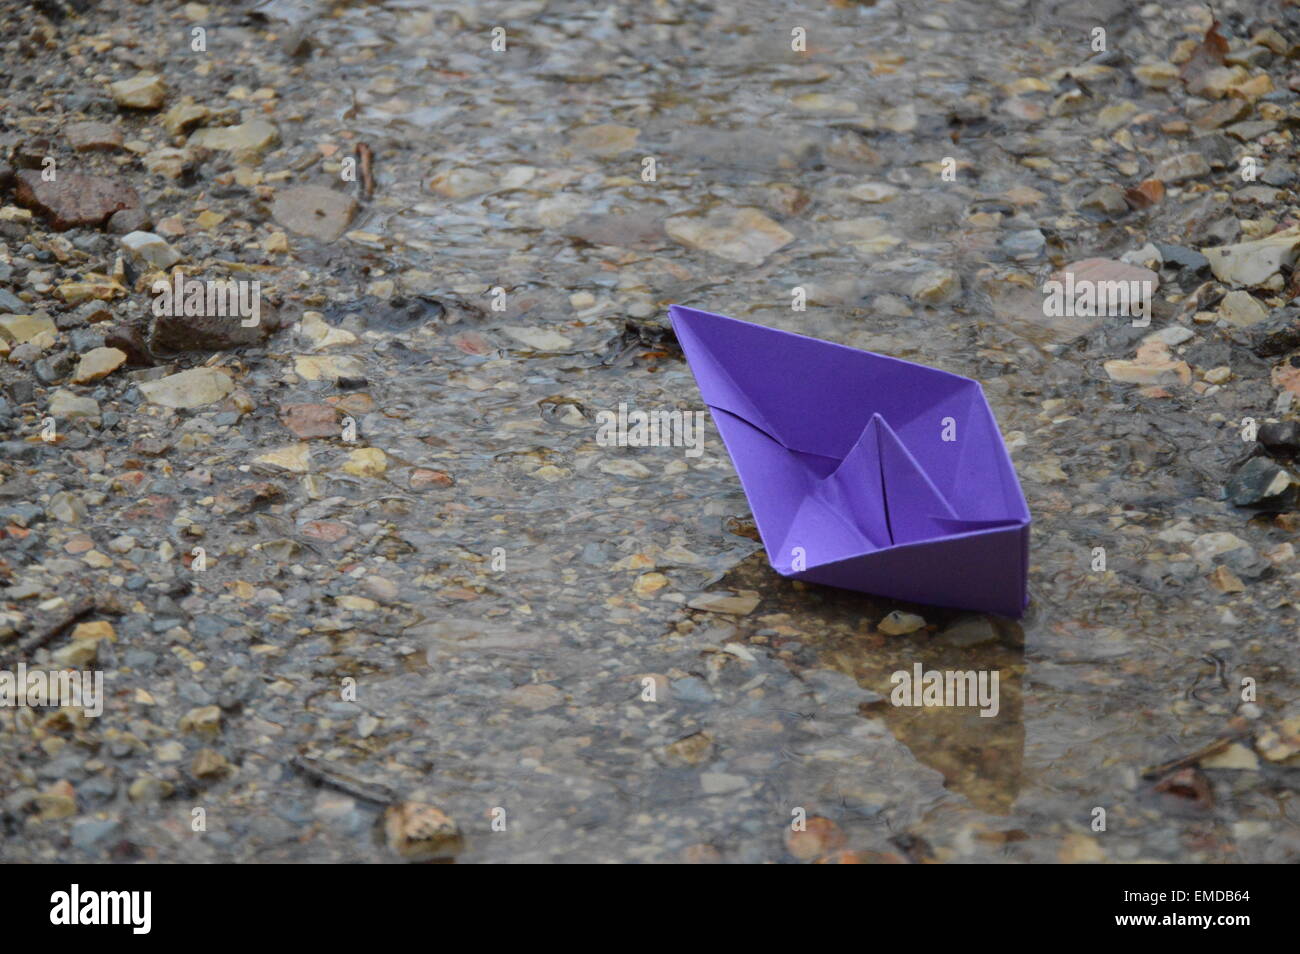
[670,305,1031,617]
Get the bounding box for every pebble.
[142,147,194,180]
[877,610,926,635]
[72,347,127,384]
[48,389,100,423]
[0,289,25,314]
[1203,226,1300,287]
[109,73,166,110]
[71,818,122,850]
[785,816,845,860]
[938,616,998,646]
[65,122,125,152]
[255,444,311,473]
[342,448,387,477]
[279,403,338,439]
[1082,184,1128,215]
[293,354,364,381]
[0,313,56,344]
[1154,153,1210,183]
[383,802,462,862]
[1104,359,1190,386]
[128,776,173,802]
[1218,290,1269,327]
[35,782,77,821]
[138,367,235,408]
[409,468,453,490]
[120,230,181,268]
[192,748,231,779]
[1258,421,1300,455]
[179,705,222,735]
[502,327,572,351]
[507,684,565,711]
[14,170,141,231]
[161,98,210,136]
[427,168,495,199]
[189,120,279,157]
[47,491,88,523]
[1226,457,1299,510]
[700,772,748,795]
[665,207,794,265]
[687,591,760,615]
[910,268,961,304]
[107,207,151,235]
[572,123,639,155]
[271,186,357,242]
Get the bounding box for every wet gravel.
[1,0,1299,863]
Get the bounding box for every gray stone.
[271,186,358,243]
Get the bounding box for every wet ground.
[1,0,1299,862]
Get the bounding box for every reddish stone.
[410,468,454,490]
[65,122,125,152]
[1124,179,1164,209]
[64,534,95,554]
[14,170,141,230]
[279,403,339,439]
[326,393,374,415]
[121,494,174,521]
[450,331,494,356]
[300,520,350,543]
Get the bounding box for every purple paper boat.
[670,305,1031,617]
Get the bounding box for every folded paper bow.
[671,305,1031,617]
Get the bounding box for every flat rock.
[562,212,668,249]
[1155,152,1210,183]
[14,170,141,231]
[1218,290,1269,327]
[120,231,181,269]
[1203,226,1300,287]
[665,207,794,265]
[279,403,339,439]
[0,289,25,314]
[938,616,998,646]
[878,610,926,635]
[161,98,210,136]
[910,268,961,304]
[150,302,276,354]
[1226,457,1299,510]
[0,313,56,344]
[1104,357,1191,385]
[72,346,127,384]
[138,367,234,408]
[48,389,100,423]
[294,354,365,381]
[271,186,357,242]
[255,444,311,473]
[427,168,495,199]
[687,591,761,615]
[502,327,572,351]
[189,120,279,157]
[65,122,124,152]
[142,147,195,180]
[342,447,387,477]
[572,124,639,155]
[384,802,462,862]
[109,73,166,110]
